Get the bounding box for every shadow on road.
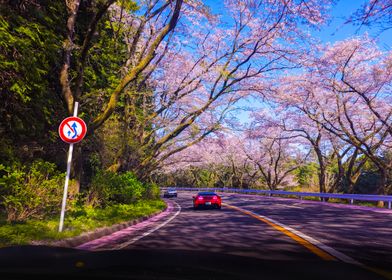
[0,245,385,280]
[131,202,315,262]
[222,194,392,270]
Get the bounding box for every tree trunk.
[314,145,326,196]
[318,168,326,193]
[377,168,386,207]
[71,145,83,193]
[328,155,344,194]
[347,171,361,194]
[347,178,356,194]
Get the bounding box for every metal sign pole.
[59,102,79,232]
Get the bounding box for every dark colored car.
[193,191,221,209]
[163,188,177,198]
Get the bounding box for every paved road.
[126,195,317,261]
[1,190,391,279]
[76,190,392,278]
[221,192,392,270]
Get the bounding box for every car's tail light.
[213,196,218,200]
[198,196,203,200]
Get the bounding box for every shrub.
[0,160,72,222]
[84,171,113,207]
[86,171,144,207]
[110,172,144,204]
[143,182,160,199]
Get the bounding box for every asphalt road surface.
[0,191,391,280]
[79,191,392,278]
[222,192,392,269]
[125,194,324,261]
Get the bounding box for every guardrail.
[161,187,392,209]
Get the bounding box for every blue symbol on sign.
[71,122,78,139]
[65,122,78,139]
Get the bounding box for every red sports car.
[193,192,222,209]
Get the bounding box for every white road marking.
[112,201,182,250]
[265,216,362,265]
[277,204,303,209]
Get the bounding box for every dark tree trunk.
[377,168,386,207]
[71,145,83,193]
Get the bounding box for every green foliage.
[86,171,144,206]
[143,182,161,199]
[117,0,139,12]
[0,160,74,222]
[0,16,52,101]
[69,199,165,226]
[0,8,63,105]
[79,18,128,123]
[0,199,165,247]
[0,2,66,168]
[194,169,217,188]
[0,140,16,167]
[355,171,380,194]
[294,162,318,188]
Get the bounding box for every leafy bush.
[143,182,161,199]
[86,171,144,207]
[114,172,144,203]
[0,160,74,222]
[294,163,318,189]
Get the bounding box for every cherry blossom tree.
[60,0,183,120]
[58,0,185,189]
[160,127,306,190]
[245,124,304,190]
[160,135,257,188]
[128,0,334,177]
[348,0,392,31]
[273,37,392,196]
[61,0,336,182]
[154,3,392,197]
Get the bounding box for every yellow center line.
[365,267,392,280]
[222,201,392,279]
[223,203,336,261]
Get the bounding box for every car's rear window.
[198,192,216,196]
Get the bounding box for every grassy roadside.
[0,199,166,247]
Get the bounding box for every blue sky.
[202,0,392,125]
[204,0,391,48]
[312,0,392,49]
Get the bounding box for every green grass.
[0,199,166,247]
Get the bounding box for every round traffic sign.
[58,117,87,144]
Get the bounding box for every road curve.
[0,190,390,279]
[74,190,391,278]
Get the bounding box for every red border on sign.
[58,117,87,144]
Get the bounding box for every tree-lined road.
[1,191,392,279]
[75,191,392,279]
